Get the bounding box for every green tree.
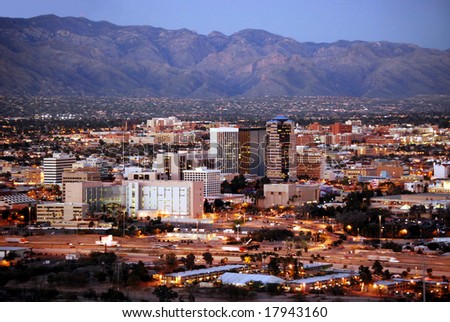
[372,260,383,276]
[214,198,225,210]
[4,251,18,263]
[202,252,214,266]
[100,288,128,302]
[203,200,213,213]
[89,251,117,266]
[381,269,392,280]
[358,265,373,292]
[153,285,178,302]
[266,283,283,296]
[230,174,247,193]
[185,253,196,271]
[128,261,151,285]
[410,205,426,219]
[221,180,232,193]
[267,257,280,276]
[164,253,178,273]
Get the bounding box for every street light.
[28,204,32,225]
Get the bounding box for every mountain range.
[0,14,449,98]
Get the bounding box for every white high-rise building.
[183,167,221,197]
[43,153,77,184]
[210,127,239,174]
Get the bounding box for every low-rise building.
[434,162,450,179]
[65,181,125,212]
[262,183,320,208]
[0,194,37,211]
[296,149,325,180]
[429,179,450,193]
[36,202,88,224]
[62,167,101,201]
[125,180,204,220]
[370,193,450,214]
[343,167,377,180]
[404,181,426,193]
[289,272,359,293]
[163,264,245,286]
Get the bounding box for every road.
[3,232,449,279]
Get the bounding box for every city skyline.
[0,0,449,310]
[1,0,450,50]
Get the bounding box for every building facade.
[62,167,101,201]
[210,127,239,174]
[262,183,320,208]
[238,127,266,177]
[65,181,125,213]
[125,180,204,219]
[296,148,326,180]
[43,153,77,184]
[37,202,88,224]
[434,162,450,179]
[183,167,221,197]
[265,116,296,180]
[153,150,216,180]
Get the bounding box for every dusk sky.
[1,0,449,50]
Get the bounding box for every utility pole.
[378,215,382,250]
[422,254,426,302]
[122,210,126,238]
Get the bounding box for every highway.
[3,231,449,279]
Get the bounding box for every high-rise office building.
[183,167,221,197]
[210,127,239,174]
[43,153,77,184]
[265,116,296,180]
[238,127,266,177]
[153,150,216,180]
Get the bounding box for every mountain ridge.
[0,15,449,98]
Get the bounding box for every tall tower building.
[265,116,296,181]
[210,127,239,174]
[153,150,216,180]
[239,127,266,177]
[43,153,77,184]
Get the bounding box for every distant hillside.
[0,15,449,98]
